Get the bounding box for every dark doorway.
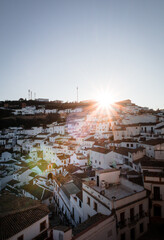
[154,205,161,217]
[130,228,135,240]
[48,172,53,180]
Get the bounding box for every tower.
[28,89,30,100]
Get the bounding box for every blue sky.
[0,0,164,109]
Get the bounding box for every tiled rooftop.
[0,194,49,239]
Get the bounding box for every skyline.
[0,0,164,109]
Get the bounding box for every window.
[79,216,81,224]
[139,204,143,218]
[72,207,74,219]
[154,186,161,200]
[40,220,46,232]
[120,212,125,222]
[95,160,97,163]
[127,144,129,147]
[121,233,125,240]
[130,208,134,221]
[87,197,90,206]
[140,223,144,233]
[99,161,101,165]
[131,144,133,147]
[17,235,24,240]
[97,175,99,187]
[154,205,161,217]
[94,202,97,211]
[79,200,82,208]
[88,214,90,219]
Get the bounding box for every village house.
[70,153,88,166]
[53,153,70,167]
[13,168,32,185]
[141,159,164,220]
[53,173,81,226]
[52,213,116,240]
[90,147,113,169]
[82,169,149,240]
[0,193,50,240]
[140,138,164,159]
[22,179,53,206]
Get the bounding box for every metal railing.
[152,194,162,201]
[139,211,145,219]
[128,215,139,226]
[118,219,127,229]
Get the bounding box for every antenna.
[31,91,32,100]
[77,86,78,103]
[28,89,30,100]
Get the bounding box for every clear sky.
[0,0,164,109]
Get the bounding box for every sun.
[96,91,115,109]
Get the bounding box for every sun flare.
[96,91,115,109]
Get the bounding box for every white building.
[141,138,164,159]
[141,159,164,220]
[70,153,88,166]
[82,169,149,240]
[0,194,50,240]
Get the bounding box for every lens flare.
[96,93,115,109]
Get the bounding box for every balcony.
[128,215,139,226]
[118,219,127,229]
[139,211,145,219]
[152,194,162,201]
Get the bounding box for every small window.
[99,161,101,165]
[79,216,81,224]
[140,223,144,233]
[40,220,46,232]
[94,202,97,211]
[87,197,90,206]
[79,200,82,208]
[88,214,90,219]
[17,235,24,240]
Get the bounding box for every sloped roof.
[142,138,164,146]
[72,213,110,238]
[0,203,49,239]
[22,182,52,200]
[141,158,164,168]
[91,147,111,154]
[7,179,20,186]
[61,182,80,199]
[114,147,145,156]
[143,171,164,178]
